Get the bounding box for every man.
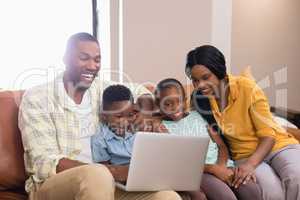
[18,32,181,200]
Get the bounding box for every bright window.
[0,0,93,89]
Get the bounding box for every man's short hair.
[65,32,99,56]
[102,85,134,111]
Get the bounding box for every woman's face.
[190,65,220,97]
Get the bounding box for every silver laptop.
[116,132,210,191]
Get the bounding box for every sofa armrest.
[270,106,300,128]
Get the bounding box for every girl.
[155,78,262,200]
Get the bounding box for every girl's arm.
[204,164,234,185]
[202,126,233,184]
[207,126,230,166]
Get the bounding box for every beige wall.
[231,0,300,111]
[122,0,212,86]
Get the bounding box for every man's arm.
[19,90,70,182]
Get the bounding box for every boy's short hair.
[102,84,134,111]
[154,78,186,104]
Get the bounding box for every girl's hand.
[212,165,234,185]
[232,162,256,188]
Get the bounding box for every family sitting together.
[18,32,300,200]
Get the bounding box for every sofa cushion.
[0,91,26,191]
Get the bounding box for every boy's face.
[159,86,186,121]
[102,100,136,136]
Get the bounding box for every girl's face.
[190,65,220,97]
[159,86,185,121]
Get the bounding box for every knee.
[235,183,262,200]
[78,164,114,187]
[282,173,300,187]
[260,184,284,200]
[75,165,115,199]
[152,190,181,200]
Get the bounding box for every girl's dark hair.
[185,45,227,80]
[154,78,186,105]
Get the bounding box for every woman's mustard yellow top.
[209,75,299,160]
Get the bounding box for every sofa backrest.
[0,91,26,190]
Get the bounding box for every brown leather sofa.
[0,89,299,200]
[0,91,27,200]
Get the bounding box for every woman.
[185,45,300,200]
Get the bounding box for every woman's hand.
[232,162,256,188]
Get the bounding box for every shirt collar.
[227,74,239,101]
[102,125,134,141]
[54,72,97,111]
[208,74,239,115]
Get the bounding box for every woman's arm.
[245,137,275,167]
[232,136,274,188]
[232,82,277,187]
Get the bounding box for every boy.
[91,84,137,182]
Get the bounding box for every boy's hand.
[107,165,129,182]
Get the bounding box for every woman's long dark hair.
[187,45,232,155]
[191,90,232,156]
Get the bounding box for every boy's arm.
[92,133,129,182]
[91,132,112,163]
[103,164,129,182]
[99,161,129,182]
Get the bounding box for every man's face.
[102,100,136,136]
[64,40,101,89]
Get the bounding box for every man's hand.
[107,165,129,182]
[232,162,256,188]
